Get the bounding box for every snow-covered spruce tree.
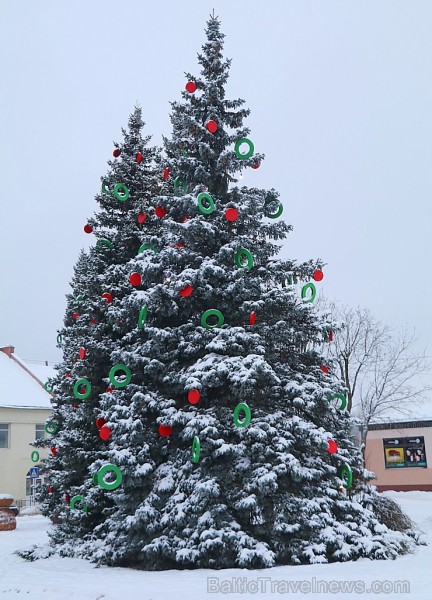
[33,106,162,553]
[34,247,108,539]
[63,16,417,568]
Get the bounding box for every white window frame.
[0,423,9,448]
[35,423,45,441]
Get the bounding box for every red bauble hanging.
[327,440,338,455]
[320,365,329,374]
[163,167,170,180]
[91,318,97,325]
[99,426,112,441]
[72,312,79,320]
[129,272,142,287]
[251,161,261,169]
[158,424,173,437]
[72,404,79,409]
[329,331,334,342]
[225,208,239,222]
[155,206,168,218]
[79,347,86,360]
[182,216,189,223]
[176,242,186,249]
[185,81,197,93]
[101,292,113,303]
[313,269,324,282]
[48,486,53,494]
[113,148,121,158]
[206,120,218,133]
[65,494,71,504]
[105,386,113,393]
[64,373,71,378]
[137,212,147,224]
[136,152,143,163]
[249,311,257,325]
[188,389,201,405]
[51,447,57,456]
[84,224,93,234]
[179,285,193,298]
[95,418,107,430]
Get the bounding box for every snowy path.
[0,492,431,600]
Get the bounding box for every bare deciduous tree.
[321,301,431,449]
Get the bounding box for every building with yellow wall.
[0,346,53,502]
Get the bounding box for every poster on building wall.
[404,436,427,467]
[383,439,405,467]
[383,437,427,468]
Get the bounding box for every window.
[26,477,42,497]
[0,424,9,448]
[383,436,427,468]
[35,424,45,440]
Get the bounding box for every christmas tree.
[35,15,418,569]
[35,106,162,550]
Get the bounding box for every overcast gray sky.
[1,1,431,390]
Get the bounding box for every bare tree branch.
[317,299,432,453]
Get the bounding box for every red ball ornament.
[72,312,79,320]
[99,426,112,441]
[249,311,257,325]
[48,486,53,494]
[79,347,86,360]
[188,389,201,405]
[327,440,338,455]
[137,212,147,224]
[72,404,79,409]
[329,331,334,342]
[65,494,71,504]
[113,148,121,158]
[251,161,261,169]
[95,418,107,429]
[182,216,189,223]
[158,424,172,437]
[225,208,239,222]
[84,224,93,234]
[105,386,113,393]
[91,318,97,325]
[206,120,218,133]
[155,206,168,218]
[129,272,142,287]
[185,81,197,93]
[101,292,113,303]
[313,269,324,282]
[136,152,143,163]
[51,447,57,456]
[163,167,170,181]
[64,373,71,378]
[320,365,329,374]
[176,242,186,249]
[179,284,193,298]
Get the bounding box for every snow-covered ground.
[1,492,431,600]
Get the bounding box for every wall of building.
[0,407,51,500]
[366,426,432,491]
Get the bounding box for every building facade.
[365,420,432,491]
[0,346,53,501]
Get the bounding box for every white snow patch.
[0,493,430,599]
